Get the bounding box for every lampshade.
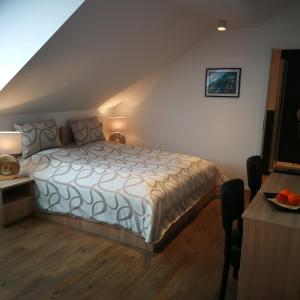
[0,132,22,154]
[107,117,127,133]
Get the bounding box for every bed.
[19,125,224,251]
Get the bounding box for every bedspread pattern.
[20,142,222,243]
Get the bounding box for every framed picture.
[205,68,241,98]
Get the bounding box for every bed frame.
[35,125,216,252]
[36,189,215,252]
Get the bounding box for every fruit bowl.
[264,192,300,212]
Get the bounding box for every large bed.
[19,127,223,251]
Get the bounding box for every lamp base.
[0,174,19,181]
[109,133,126,144]
[0,154,20,181]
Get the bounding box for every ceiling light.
[217,20,227,31]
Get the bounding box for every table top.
[243,172,300,229]
[0,177,33,190]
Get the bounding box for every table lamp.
[0,132,22,180]
[107,117,126,144]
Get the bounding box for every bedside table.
[0,177,34,227]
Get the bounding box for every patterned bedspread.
[20,141,224,243]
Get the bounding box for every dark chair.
[246,155,263,201]
[219,179,244,300]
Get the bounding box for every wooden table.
[238,172,300,300]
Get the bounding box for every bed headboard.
[59,125,75,146]
[59,122,104,146]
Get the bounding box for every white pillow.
[14,119,61,158]
[68,117,105,146]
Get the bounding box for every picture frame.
[205,68,241,98]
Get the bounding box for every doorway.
[277,50,300,164]
[262,49,300,173]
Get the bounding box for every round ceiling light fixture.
[217,20,227,31]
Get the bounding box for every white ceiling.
[0,0,297,115]
[165,0,298,28]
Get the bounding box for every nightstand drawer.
[2,183,31,204]
[1,196,33,226]
[0,177,34,227]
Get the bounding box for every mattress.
[19,141,224,243]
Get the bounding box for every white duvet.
[20,141,223,243]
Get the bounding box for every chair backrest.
[220,179,244,233]
[246,155,263,200]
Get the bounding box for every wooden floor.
[0,198,239,300]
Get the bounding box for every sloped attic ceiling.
[0,0,297,116]
[0,0,85,92]
[0,0,206,115]
[165,0,299,28]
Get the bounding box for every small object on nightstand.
[0,177,34,227]
[0,132,22,180]
[109,132,126,144]
[107,117,126,144]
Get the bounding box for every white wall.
[99,3,300,182]
[0,0,84,91]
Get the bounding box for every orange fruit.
[279,188,290,198]
[276,193,288,204]
[288,192,300,206]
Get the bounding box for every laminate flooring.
[0,198,240,300]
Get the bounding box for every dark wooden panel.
[261,110,275,174]
[277,50,300,164]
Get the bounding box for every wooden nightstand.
[0,177,34,227]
